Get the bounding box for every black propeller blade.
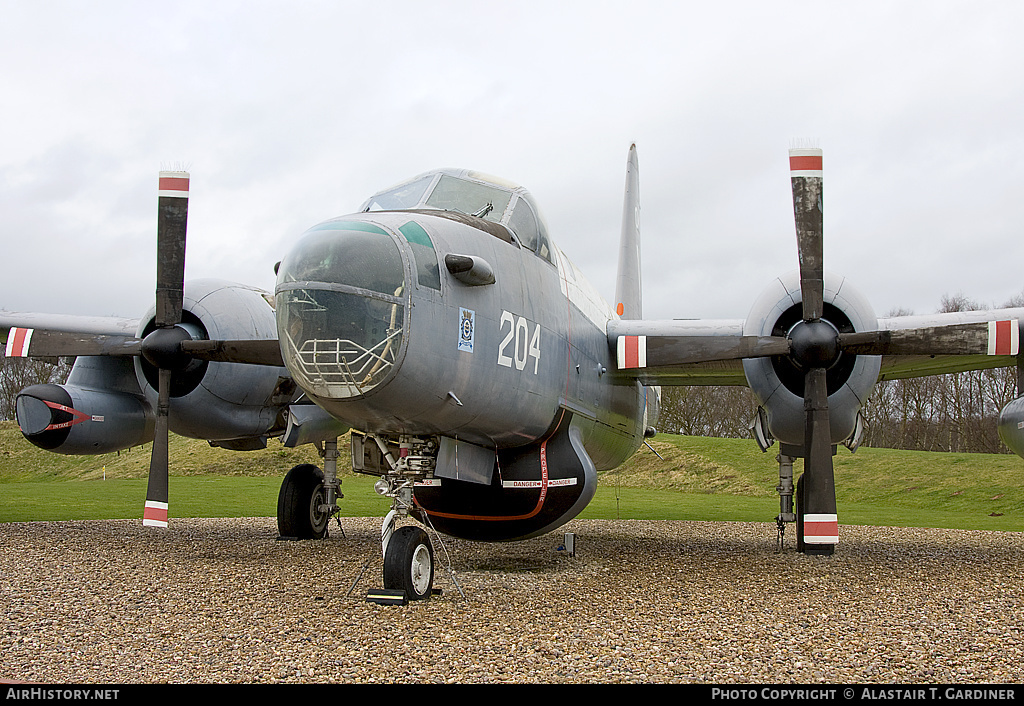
[838,322,1019,357]
[615,333,791,368]
[791,149,825,323]
[142,171,190,527]
[155,172,189,329]
[4,329,284,367]
[788,148,838,554]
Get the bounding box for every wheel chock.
[366,588,408,606]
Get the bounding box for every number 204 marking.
[497,311,540,374]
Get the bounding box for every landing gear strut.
[368,433,439,600]
[775,452,795,552]
[277,439,343,540]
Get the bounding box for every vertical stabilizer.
[615,144,642,319]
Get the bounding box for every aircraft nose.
[274,220,408,400]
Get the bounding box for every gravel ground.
[2,517,1023,684]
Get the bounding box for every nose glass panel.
[276,223,407,399]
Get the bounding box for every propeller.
[4,171,285,528]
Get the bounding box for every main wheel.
[277,464,330,539]
[383,526,434,600]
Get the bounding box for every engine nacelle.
[742,271,881,450]
[998,397,1024,458]
[132,279,298,444]
[16,358,153,454]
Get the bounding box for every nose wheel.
[383,524,435,600]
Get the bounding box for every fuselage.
[273,169,657,539]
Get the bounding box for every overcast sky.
[2,1,1023,325]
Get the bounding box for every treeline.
[657,369,1017,454]
[0,356,72,421]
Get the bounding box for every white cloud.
[2,0,1023,322]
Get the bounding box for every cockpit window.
[398,221,441,290]
[276,222,407,399]
[360,170,555,265]
[364,175,435,212]
[424,175,512,223]
[508,196,555,266]
[507,196,539,251]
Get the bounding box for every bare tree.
[0,354,73,421]
[658,385,757,438]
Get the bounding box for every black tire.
[277,464,329,539]
[383,526,434,600]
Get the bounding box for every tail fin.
[614,144,642,319]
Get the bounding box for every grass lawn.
[2,421,1022,531]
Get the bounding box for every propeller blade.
[143,170,189,529]
[5,326,286,368]
[800,366,838,554]
[790,148,824,322]
[616,334,790,369]
[3,327,141,359]
[155,171,189,329]
[143,367,171,528]
[181,339,285,367]
[838,320,1020,357]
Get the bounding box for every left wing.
[1,311,140,351]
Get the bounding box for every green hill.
[0,419,325,482]
[2,421,1023,530]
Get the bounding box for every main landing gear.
[277,439,343,540]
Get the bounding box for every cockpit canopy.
[361,168,555,265]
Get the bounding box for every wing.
[1,311,140,350]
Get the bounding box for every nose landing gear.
[368,433,446,601]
